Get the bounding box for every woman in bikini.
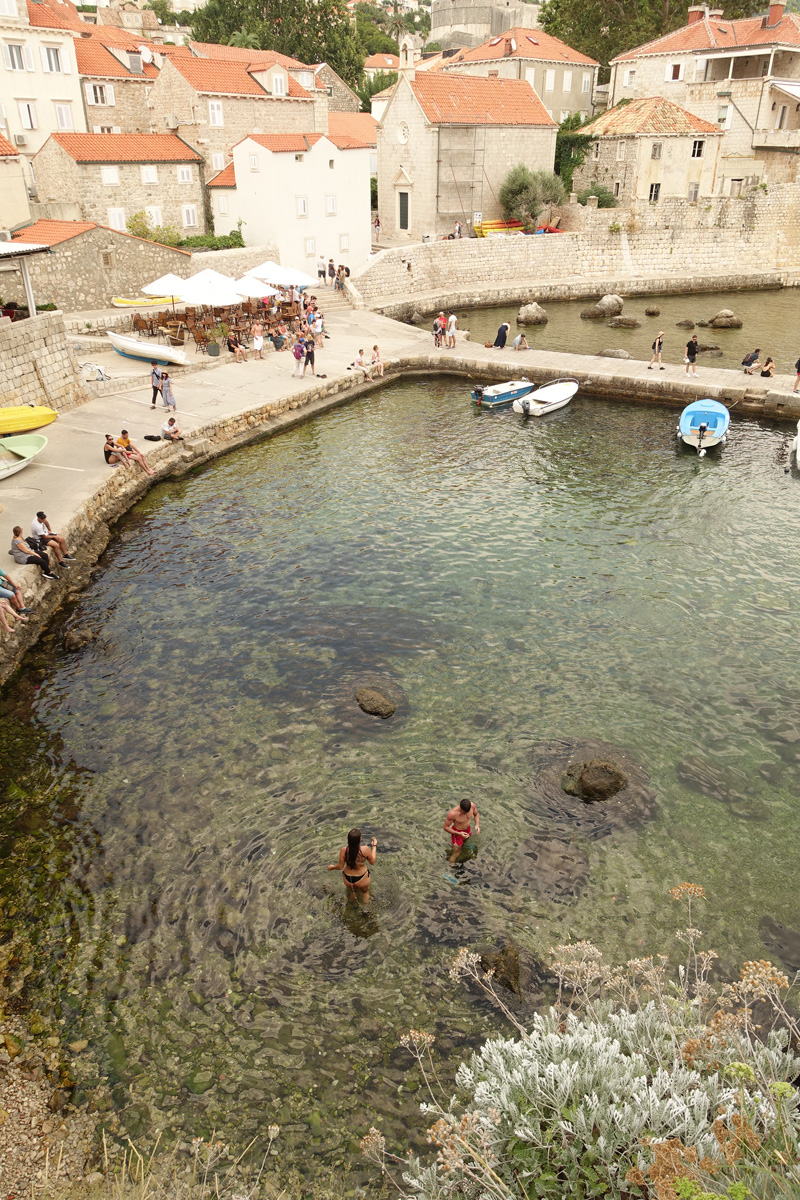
[328,827,377,901]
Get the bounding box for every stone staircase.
[314,287,352,312]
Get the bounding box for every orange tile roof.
[207,162,236,187]
[584,95,720,135]
[12,217,192,253]
[150,42,193,56]
[410,73,557,126]
[88,25,153,50]
[613,10,800,60]
[0,132,17,156]
[48,132,203,161]
[364,52,399,69]
[170,55,312,98]
[327,111,378,146]
[189,41,307,68]
[75,39,158,78]
[26,0,86,31]
[246,132,324,151]
[445,27,598,67]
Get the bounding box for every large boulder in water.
[581,294,624,320]
[517,302,548,325]
[645,306,661,316]
[709,309,743,329]
[562,759,627,802]
[676,319,695,329]
[481,944,520,994]
[528,738,657,839]
[355,686,396,719]
[606,316,640,329]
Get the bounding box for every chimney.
[767,0,785,24]
[503,37,512,56]
[687,5,706,22]
[708,8,723,16]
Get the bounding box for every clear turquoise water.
[2,377,800,1185]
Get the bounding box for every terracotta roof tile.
[189,41,307,68]
[13,219,97,245]
[246,132,324,151]
[75,39,158,78]
[364,52,399,69]
[26,0,86,31]
[170,56,312,98]
[585,95,720,134]
[48,132,203,161]
[445,27,598,67]
[0,132,18,156]
[89,26,150,50]
[207,162,236,187]
[327,111,378,146]
[613,11,800,61]
[410,73,557,126]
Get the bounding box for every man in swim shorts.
[443,798,480,863]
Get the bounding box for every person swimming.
[443,798,480,864]
[328,827,377,901]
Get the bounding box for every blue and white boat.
[677,399,730,456]
[471,378,534,410]
[107,331,189,367]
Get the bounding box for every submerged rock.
[507,832,590,901]
[184,1067,215,1095]
[517,302,548,325]
[63,626,97,652]
[698,349,723,358]
[675,755,766,821]
[481,944,520,994]
[528,738,657,838]
[355,687,396,719]
[709,309,743,328]
[596,348,632,359]
[606,316,640,329]
[676,319,695,329]
[759,916,800,972]
[562,759,627,802]
[696,342,720,351]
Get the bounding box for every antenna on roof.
[139,44,153,63]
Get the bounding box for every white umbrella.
[177,276,248,308]
[249,260,317,288]
[233,275,279,299]
[141,272,186,297]
[179,267,238,291]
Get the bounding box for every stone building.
[7,217,192,309]
[430,0,541,52]
[208,129,372,269]
[145,55,326,174]
[377,69,556,240]
[610,1,800,188]
[572,96,722,203]
[310,63,361,112]
[364,52,399,80]
[188,42,360,113]
[32,132,207,233]
[0,131,31,227]
[440,27,599,121]
[75,37,157,133]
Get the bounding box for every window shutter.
[106,83,115,104]
[85,81,94,103]
[23,45,35,71]
[664,62,672,81]
[62,48,71,74]
[40,45,50,72]
[1,44,12,70]
[678,64,684,80]
[93,124,101,133]
[113,125,121,133]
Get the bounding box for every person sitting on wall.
[104,433,130,467]
[0,566,33,614]
[161,417,183,442]
[117,430,155,476]
[10,526,59,580]
[31,512,73,568]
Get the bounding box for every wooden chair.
[192,328,208,354]
[133,313,151,337]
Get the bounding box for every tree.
[355,10,400,55]
[422,40,442,52]
[356,69,397,112]
[228,30,261,47]
[554,111,596,192]
[191,0,363,85]
[145,0,173,23]
[577,182,618,206]
[498,164,566,228]
[540,0,760,71]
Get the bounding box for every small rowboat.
[107,331,189,367]
[0,405,58,436]
[0,433,48,481]
[512,377,578,417]
[112,295,175,308]
[677,399,730,457]
[471,379,534,410]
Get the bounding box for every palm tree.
[228,30,261,48]
[386,15,406,43]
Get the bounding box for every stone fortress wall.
[0,311,88,412]
[350,183,800,315]
[430,0,541,50]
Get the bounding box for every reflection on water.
[2,378,800,1184]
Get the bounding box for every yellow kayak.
[112,295,175,308]
[0,405,58,435]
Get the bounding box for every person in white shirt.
[446,312,458,349]
[317,255,326,285]
[371,344,384,377]
[31,512,72,567]
[162,417,182,442]
[352,349,373,380]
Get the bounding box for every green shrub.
[179,231,244,250]
[498,165,566,228]
[576,183,618,208]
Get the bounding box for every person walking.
[648,331,665,370]
[328,827,377,902]
[149,361,163,410]
[794,355,800,394]
[685,335,699,377]
[302,334,316,378]
[251,319,264,360]
[317,254,326,286]
[443,798,480,865]
[327,258,336,288]
[373,215,381,243]
[161,372,176,410]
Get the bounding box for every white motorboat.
[107,331,189,367]
[677,399,730,457]
[512,377,579,417]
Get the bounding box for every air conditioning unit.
[164,114,179,129]
[13,133,28,146]
[0,231,11,242]
[27,185,38,199]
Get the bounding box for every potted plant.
[206,322,226,356]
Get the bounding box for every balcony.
[753,128,800,149]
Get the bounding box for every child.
[291,337,304,377]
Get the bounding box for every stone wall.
[83,76,153,134]
[0,311,88,412]
[0,228,193,312]
[315,64,360,113]
[351,182,800,313]
[190,242,281,276]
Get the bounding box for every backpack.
[292,342,304,360]
[796,358,800,373]
[652,341,656,351]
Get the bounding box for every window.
[54,102,72,130]
[326,194,336,214]
[329,158,334,168]
[339,233,349,252]
[613,180,620,197]
[145,204,162,226]
[525,66,536,86]
[298,70,314,89]
[294,153,304,161]
[101,165,119,185]
[126,53,142,74]
[87,82,114,105]
[651,142,662,159]
[562,70,572,91]
[94,125,116,133]
[182,204,197,228]
[272,73,286,96]
[208,99,223,127]
[694,57,707,81]
[0,0,17,15]
[648,182,660,202]
[544,68,555,92]
[305,237,315,256]
[177,165,192,183]
[687,182,699,201]
[665,62,683,81]
[100,250,114,268]
[582,72,591,93]
[623,69,636,87]
[218,193,228,215]
[296,195,308,217]
[42,46,61,73]
[691,139,704,157]
[141,164,158,184]
[761,59,769,76]
[211,152,224,171]
[18,101,37,129]
[559,109,570,121]
[3,44,25,72]
[248,153,259,172]
[616,140,625,161]
[398,189,409,230]
[718,104,731,129]
[591,140,599,159]
[107,207,125,230]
